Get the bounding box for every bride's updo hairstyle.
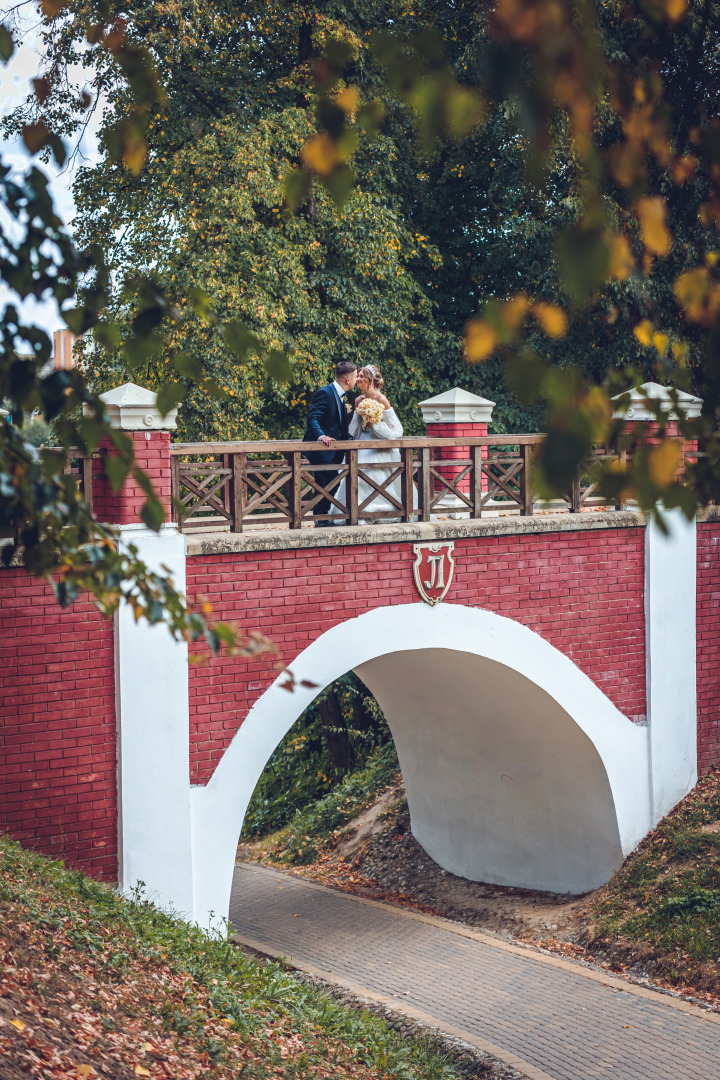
[360,364,384,390]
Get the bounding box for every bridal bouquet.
[355,397,385,430]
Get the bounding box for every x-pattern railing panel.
[168,435,687,532]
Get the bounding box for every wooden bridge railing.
[168,435,627,533]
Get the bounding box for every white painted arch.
[190,603,653,931]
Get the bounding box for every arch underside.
[356,649,622,895]
[190,603,651,929]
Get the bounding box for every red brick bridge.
[1,383,718,930]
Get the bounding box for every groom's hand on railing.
[319,435,335,446]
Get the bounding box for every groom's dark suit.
[303,383,352,524]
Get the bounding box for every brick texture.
[93,430,172,525]
[425,421,488,494]
[4,514,717,879]
[186,527,648,784]
[0,569,117,880]
[697,521,720,776]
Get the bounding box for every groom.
[303,361,358,526]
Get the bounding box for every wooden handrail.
[167,435,589,531]
[35,434,705,533]
[170,434,547,455]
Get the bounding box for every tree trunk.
[319,690,353,777]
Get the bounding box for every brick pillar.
[418,388,495,512]
[87,383,178,526]
[612,381,702,458]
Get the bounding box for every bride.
[343,364,417,522]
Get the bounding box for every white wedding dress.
[343,407,418,522]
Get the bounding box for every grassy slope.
[0,835,463,1080]
[248,743,401,866]
[587,769,720,994]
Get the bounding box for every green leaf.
[104,454,131,493]
[555,227,611,306]
[140,494,165,531]
[284,169,312,212]
[263,349,292,383]
[156,382,185,417]
[0,24,15,62]
[173,352,203,381]
[223,320,260,358]
[133,468,154,497]
[94,321,123,350]
[323,164,354,208]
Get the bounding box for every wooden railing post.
[615,450,627,511]
[570,472,582,513]
[472,445,483,518]
[82,455,94,516]
[420,446,432,522]
[285,452,303,530]
[232,452,246,532]
[170,455,180,524]
[520,443,534,516]
[348,447,359,526]
[402,447,415,522]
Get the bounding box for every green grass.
[590,770,720,988]
[258,742,401,865]
[0,833,465,1080]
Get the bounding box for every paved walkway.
[230,863,720,1080]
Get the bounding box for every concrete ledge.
[185,510,647,556]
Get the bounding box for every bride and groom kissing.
[303,360,410,526]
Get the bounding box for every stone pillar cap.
[419,387,496,424]
[611,381,703,422]
[85,382,178,430]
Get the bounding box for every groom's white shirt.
[332,380,346,420]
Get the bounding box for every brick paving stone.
[230,864,720,1080]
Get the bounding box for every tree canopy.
[2,0,720,632]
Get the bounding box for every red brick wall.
[93,430,171,525]
[186,526,647,784]
[0,570,117,880]
[697,521,720,776]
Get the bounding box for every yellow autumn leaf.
[533,302,568,339]
[9,1019,25,1030]
[633,320,654,346]
[608,235,634,281]
[335,86,360,116]
[123,135,147,176]
[672,341,689,365]
[464,319,497,362]
[300,133,340,179]
[583,387,613,441]
[664,0,688,22]
[40,0,67,16]
[673,266,720,323]
[637,196,672,258]
[76,1067,97,1077]
[672,155,696,184]
[647,441,682,488]
[652,332,669,356]
[500,293,530,330]
[134,1068,151,1078]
